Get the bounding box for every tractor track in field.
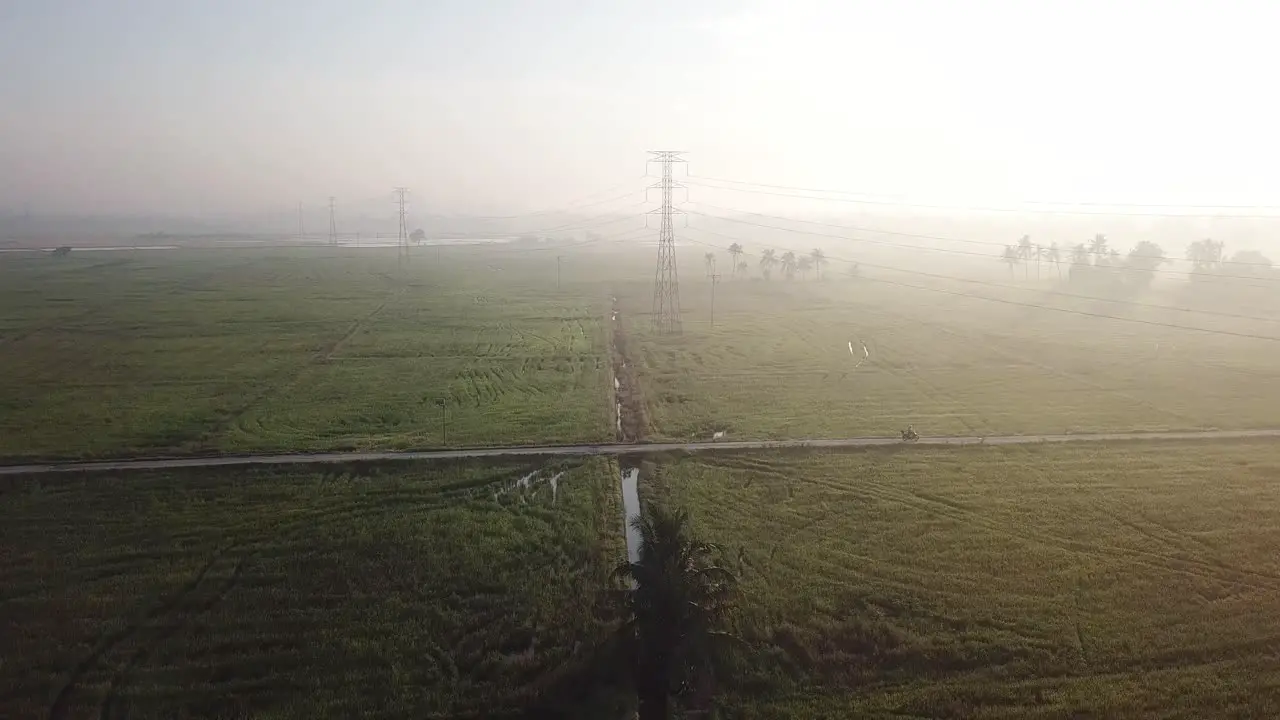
[205,285,407,443]
[814,472,1280,596]
[96,551,252,720]
[47,545,241,720]
[866,301,1199,430]
[2,428,1279,477]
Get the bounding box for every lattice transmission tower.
[328,196,337,245]
[647,151,686,333]
[393,187,409,263]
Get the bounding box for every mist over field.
[3,1,1280,718]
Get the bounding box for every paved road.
[2,428,1278,476]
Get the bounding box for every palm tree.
[1070,243,1090,266]
[1047,242,1062,279]
[1001,245,1019,278]
[1034,243,1044,279]
[614,505,738,720]
[797,255,813,280]
[780,250,797,280]
[1088,233,1109,262]
[703,252,716,279]
[1017,235,1034,279]
[759,249,777,280]
[727,243,743,277]
[810,248,826,280]
[736,261,748,277]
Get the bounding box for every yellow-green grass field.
[617,273,1280,441]
[0,247,615,461]
[641,439,1280,717]
[1,458,625,719]
[4,243,1276,461]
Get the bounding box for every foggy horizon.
[4,0,1280,220]
[4,3,1280,715]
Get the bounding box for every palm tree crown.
[780,251,797,280]
[1088,233,1109,259]
[759,249,777,279]
[810,248,826,279]
[614,505,737,720]
[798,255,813,280]
[727,243,743,277]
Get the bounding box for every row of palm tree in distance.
[703,245,829,281]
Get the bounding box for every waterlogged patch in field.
[0,249,613,460]
[644,440,1280,716]
[0,457,626,718]
[623,279,1280,441]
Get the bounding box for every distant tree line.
[705,244,841,282]
[1000,235,1274,292]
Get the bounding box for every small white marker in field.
[848,340,870,369]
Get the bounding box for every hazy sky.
[2,0,1278,217]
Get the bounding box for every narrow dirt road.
[3,429,1277,476]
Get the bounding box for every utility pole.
[647,151,686,333]
[435,398,447,443]
[297,202,304,240]
[556,255,562,290]
[710,272,721,329]
[393,187,409,263]
[328,196,337,245]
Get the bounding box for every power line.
[685,208,1280,285]
[861,293,1280,385]
[509,205,647,237]
[447,181,648,220]
[675,232,1280,343]
[686,174,1280,218]
[690,201,1277,270]
[683,223,1280,324]
[485,226,649,254]
[866,276,1280,342]
[693,173,1280,211]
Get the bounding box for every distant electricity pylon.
[648,151,686,334]
[393,187,409,263]
[328,196,337,245]
[297,202,305,240]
